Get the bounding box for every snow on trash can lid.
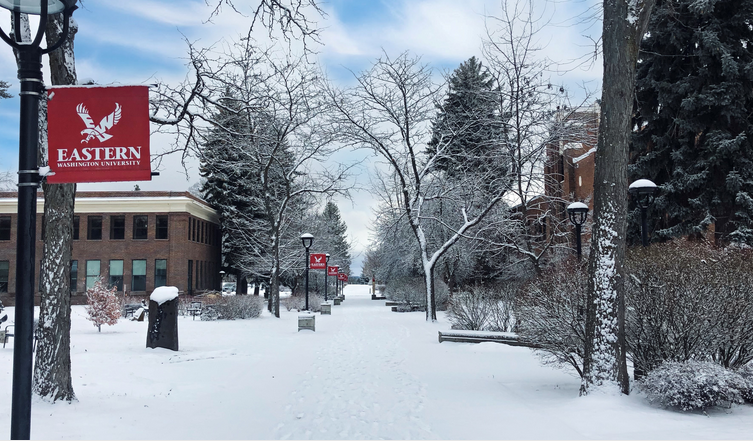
[150,286,179,305]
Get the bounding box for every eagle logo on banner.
[77,103,122,143]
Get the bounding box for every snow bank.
[149,286,179,305]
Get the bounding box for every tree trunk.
[32,13,77,403]
[581,0,655,396]
[423,262,437,321]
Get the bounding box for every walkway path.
[273,288,433,439]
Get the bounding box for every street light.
[300,233,313,311]
[324,253,330,302]
[629,179,657,247]
[0,1,77,439]
[567,202,589,261]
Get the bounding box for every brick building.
[0,191,221,305]
[543,104,600,244]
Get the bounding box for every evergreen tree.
[0,80,10,99]
[428,57,506,183]
[631,0,753,245]
[319,201,351,275]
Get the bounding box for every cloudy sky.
[0,0,602,274]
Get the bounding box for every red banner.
[337,273,348,281]
[327,266,339,276]
[309,253,327,270]
[47,85,151,183]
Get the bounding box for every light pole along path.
[273,284,434,440]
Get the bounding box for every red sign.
[337,273,348,282]
[309,253,327,270]
[327,266,339,276]
[47,85,151,183]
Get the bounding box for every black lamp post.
[567,202,589,261]
[629,179,657,247]
[324,253,330,302]
[0,1,77,439]
[300,233,313,311]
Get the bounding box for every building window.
[156,215,168,240]
[85,260,100,289]
[73,216,79,240]
[187,260,193,294]
[155,259,167,288]
[87,216,102,240]
[109,260,124,291]
[110,215,125,240]
[0,216,11,241]
[201,221,205,244]
[187,217,192,241]
[0,261,9,292]
[192,218,197,242]
[132,259,147,292]
[70,260,78,294]
[133,215,148,240]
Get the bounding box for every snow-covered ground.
[2,284,753,440]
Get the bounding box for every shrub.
[516,260,587,378]
[737,364,753,403]
[626,240,753,377]
[281,293,324,312]
[200,295,263,320]
[640,360,747,411]
[447,291,490,330]
[384,277,450,311]
[85,277,121,332]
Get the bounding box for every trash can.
[320,302,332,315]
[298,312,315,332]
[147,286,179,351]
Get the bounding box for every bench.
[186,301,202,320]
[123,304,142,318]
[437,330,542,348]
[3,321,40,350]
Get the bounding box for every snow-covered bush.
[85,277,121,332]
[626,240,753,377]
[281,293,324,312]
[384,277,449,310]
[200,295,263,320]
[640,360,747,411]
[737,364,753,402]
[484,283,519,332]
[516,260,587,378]
[447,291,490,330]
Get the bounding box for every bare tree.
[0,170,13,190]
[481,0,597,276]
[187,40,353,317]
[328,53,510,321]
[581,0,656,396]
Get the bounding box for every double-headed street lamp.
[566,202,589,261]
[0,1,77,439]
[629,179,657,247]
[300,233,313,311]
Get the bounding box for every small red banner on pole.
[310,253,327,269]
[337,273,348,281]
[327,266,339,276]
[47,85,151,183]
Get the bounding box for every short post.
[146,286,179,351]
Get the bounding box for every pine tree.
[428,57,506,184]
[319,201,351,275]
[631,0,753,245]
[0,80,10,99]
[85,278,120,332]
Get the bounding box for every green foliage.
[428,57,507,187]
[630,0,753,245]
[0,80,11,99]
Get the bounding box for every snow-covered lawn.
[2,284,752,439]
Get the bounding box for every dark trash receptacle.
[147,297,179,351]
